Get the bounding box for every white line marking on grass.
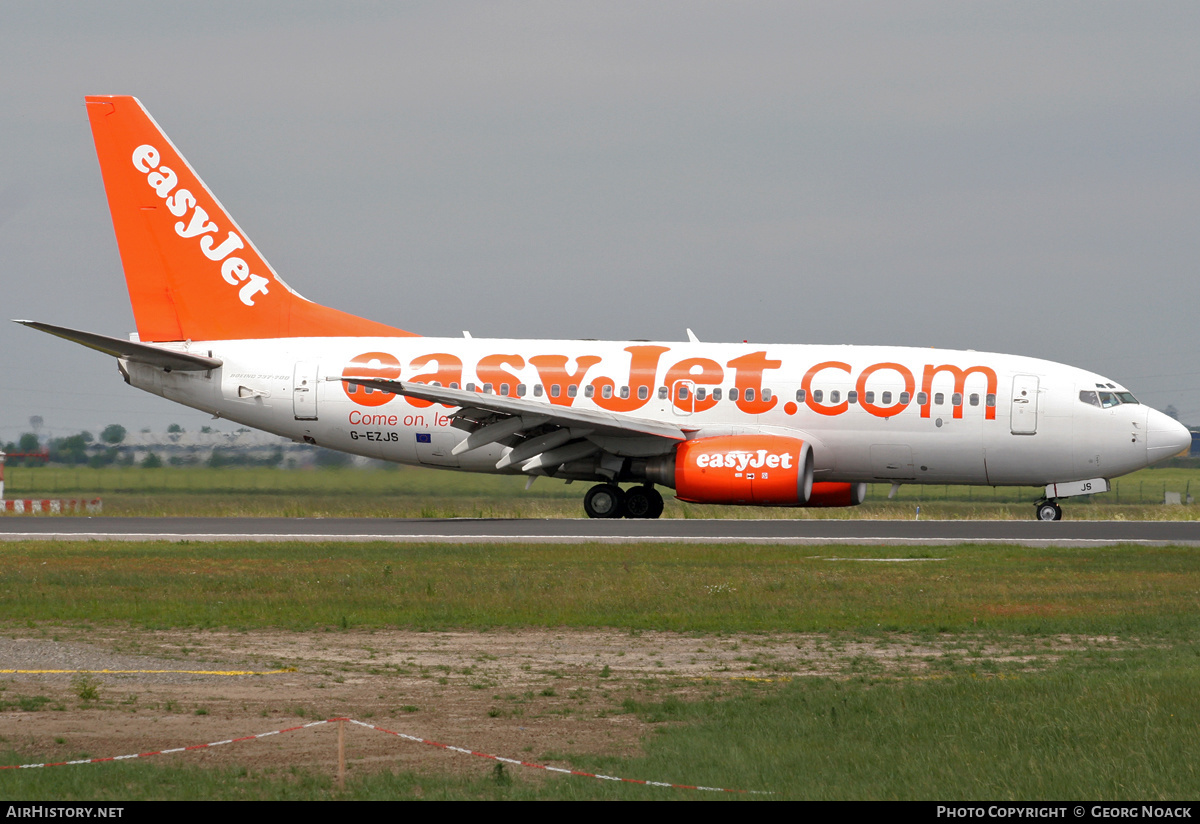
[814,556,945,561]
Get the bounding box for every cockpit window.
[1082,389,1139,408]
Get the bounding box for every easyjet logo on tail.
[131,144,269,307]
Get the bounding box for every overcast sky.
[2,1,1198,442]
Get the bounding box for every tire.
[645,487,665,519]
[584,484,626,519]
[1035,502,1062,521]
[623,486,652,519]
[623,486,664,519]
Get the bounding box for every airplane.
[16,96,1192,521]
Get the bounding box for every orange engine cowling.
[648,435,815,506]
[806,482,868,507]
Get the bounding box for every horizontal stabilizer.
[14,320,222,371]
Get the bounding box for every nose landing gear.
[583,484,664,519]
[1035,500,1063,521]
[1032,478,1111,520]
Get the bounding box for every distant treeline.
[3,425,348,469]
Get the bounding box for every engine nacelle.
[806,481,868,507]
[646,435,815,506]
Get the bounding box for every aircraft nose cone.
[1146,410,1192,464]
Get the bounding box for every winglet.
[85,95,417,342]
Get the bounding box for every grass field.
[2,540,1199,799]
[3,463,1200,519]
[1,541,1198,632]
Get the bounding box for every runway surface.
[2,517,1199,545]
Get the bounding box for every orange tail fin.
[86,95,416,342]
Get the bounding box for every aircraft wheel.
[623,486,664,519]
[1035,501,1062,521]
[584,484,626,519]
[645,487,664,519]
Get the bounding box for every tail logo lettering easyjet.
[132,144,270,306]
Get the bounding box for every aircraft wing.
[338,376,685,473]
[15,320,223,372]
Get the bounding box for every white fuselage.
[121,336,1186,488]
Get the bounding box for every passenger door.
[293,363,319,421]
[1010,375,1039,435]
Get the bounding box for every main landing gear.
[1034,500,1063,521]
[583,484,665,519]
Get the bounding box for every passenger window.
[762,388,772,401]
[585,385,595,398]
[696,387,707,401]
[466,383,476,392]
[830,390,840,404]
[516,384,526,397]
[934,392,944,405]
[534,384,543,397]
[730,387,740,401]
[847,391,858,404]
[450,382,460,390]
[795,389,806,402]
[745,388,756,401]
[602,385,612,399]
[712,388,722,401]
[620,386,630,399]
[969,393,979,407]
[658,386,668,400]
[483,383,494,394]
[917,392,927,405]
[550,384,561,398]
[638,385,648,400]
[900,392,910,404]
[568,385,578,398]
[986,394,996,407]
[952,392,962,406]
[865,391,875,404]
[882,391,892,405]
[813,389,823,403]
[677,385,690,400]
[499,384,510,396]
